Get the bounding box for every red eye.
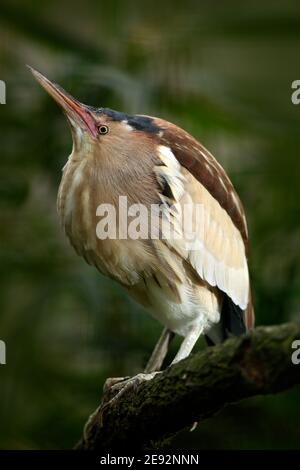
[98,125,109,135]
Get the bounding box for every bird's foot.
[104,372,160,404]
[103,376,131,396]
[83,376,130,441]
[101,372,160,412]
[83,372,160,442]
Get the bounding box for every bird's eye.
[98,125,109,135]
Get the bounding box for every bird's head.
[28,67,161,166]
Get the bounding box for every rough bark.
[76,323,300,451]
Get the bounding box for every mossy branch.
[76,323,300,451]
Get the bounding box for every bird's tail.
[205,288,255,346]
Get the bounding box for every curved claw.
[104,372,161,407]
[83,371,161,443]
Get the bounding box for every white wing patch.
[155,145,185,202]
[154,146,249,310]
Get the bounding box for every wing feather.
[153,135,254,329]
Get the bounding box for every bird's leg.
[96,329,173,412]
[144,327,174,373]
[84,326,202,440]
[102,327,173,399]
[99,328,171,397]
[171,324,203,364]
[169,325,203,433]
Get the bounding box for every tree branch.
[76,323,300,451]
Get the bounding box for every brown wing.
[152,117,254,331]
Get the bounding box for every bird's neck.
[57,151,159,253]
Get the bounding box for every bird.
[29,66,254,390]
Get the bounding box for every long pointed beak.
[28,66,98,138]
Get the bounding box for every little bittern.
[30,67,254,385]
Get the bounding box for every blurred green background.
[1,0,300,450]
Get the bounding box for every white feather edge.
[155,144,250,310]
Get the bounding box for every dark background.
[0,0,300,449]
